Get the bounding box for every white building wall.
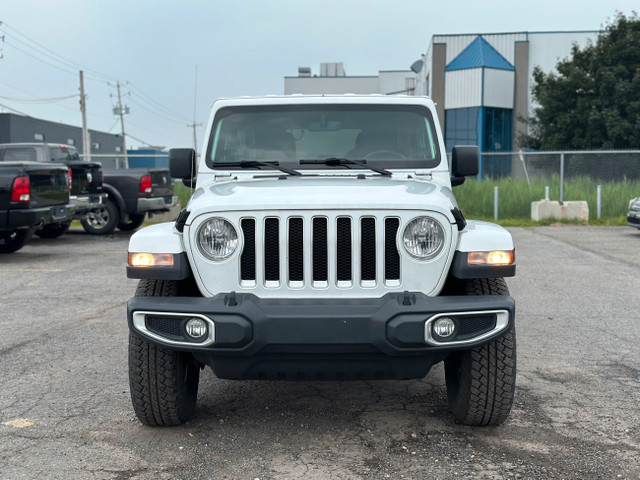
[444,69,482,109]
[482,33,528,64]
[483,68,515,109]
[284,77,379,95]
[528,31,597,75]
[527,31,598,109]
[378,71,415,95]
[433,35,475,64]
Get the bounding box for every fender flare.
[127,223,191,280]
[102,183,128,221]
[451,220,516,279]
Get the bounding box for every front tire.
[0,229,34,253]
[444,278,516,426]
[129,279,200,426]
[81,199,119,235]
[36,221,71,239]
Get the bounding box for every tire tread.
[129,279,198,426]
[445,277,516,426]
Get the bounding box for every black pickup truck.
[0,162,74,253]
[0,143,106,238]
[82,168,177,235]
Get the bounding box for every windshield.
[206,104,441,170]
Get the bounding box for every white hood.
[185,175,458,223]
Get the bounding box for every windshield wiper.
[215,161,301,176]
[299,158,392,177]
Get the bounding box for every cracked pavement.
[0,225,639,479]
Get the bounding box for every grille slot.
[240,219,256,281]
[288,218,304,282]
[361,217,376,282]
[313,217,328,282]
[336,217,352,282]
[385,218,400,281]
[264,218,280,282]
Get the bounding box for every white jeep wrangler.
[126,95,516,427]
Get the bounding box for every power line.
[128,84,191,123]
[128,97,191,126]
[3,22,193,125]
[2,22,116,82]
[0,93,79,103]
[1,21,196,146]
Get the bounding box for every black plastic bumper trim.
[127,292,515,356]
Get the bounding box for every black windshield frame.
[205,104,442,171]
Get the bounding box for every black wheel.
[81,199,119,235]
[443,278,516,426]
[36,221,71,239]
[129,279,200,426]
[118,213,146,231]
[0,229,34,253]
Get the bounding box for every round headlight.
[402,217,445,259]
[197,218,238,261]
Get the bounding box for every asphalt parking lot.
[1,225,639,480]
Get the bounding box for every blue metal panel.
[127,149,169,169]
[446,36,514,72]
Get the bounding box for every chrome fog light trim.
[132,311,215,347]
[424,310,509,346]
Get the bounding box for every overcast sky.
[0,1,637,151]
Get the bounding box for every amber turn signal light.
[128,252,174,267]
[468,250,514,265]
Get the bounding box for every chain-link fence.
[82,150,640,221]
[465,150,640,220]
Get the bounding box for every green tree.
[523,12,640,150]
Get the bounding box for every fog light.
[433,317,456,338]
[185,318,207,339]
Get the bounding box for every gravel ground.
[0,225,639,480]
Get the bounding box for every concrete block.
[531,200,589,222]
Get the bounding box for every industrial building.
[285,63,418,96]
[285,31,598,177]
[0,113,166,168]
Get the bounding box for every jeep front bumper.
[128,292,514,352]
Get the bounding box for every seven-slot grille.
[239,215,401,288]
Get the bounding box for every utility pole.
[79,70,90,161]
[188,65,202,154]
[115,81,129,168]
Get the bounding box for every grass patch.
[455,176,637,221]
[174,176,636,222]
[175,183,195,209]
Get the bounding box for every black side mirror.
[169,148,196,184]
[451,146,479,186]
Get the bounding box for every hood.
[186,175,458,222]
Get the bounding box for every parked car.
[81,168,178,235]
[0,143,106,238]
[126,95,517,427]
[628,196,640,229]
[0,161,74,253]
